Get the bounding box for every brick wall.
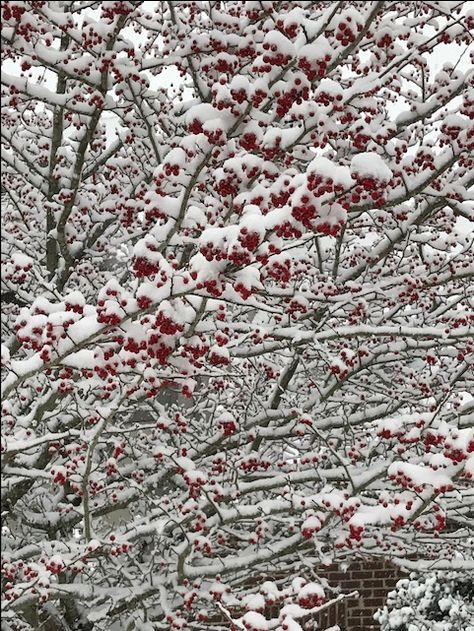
[209,559,405,630]
[314,560,406,631]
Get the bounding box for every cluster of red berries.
[298,53,331,81]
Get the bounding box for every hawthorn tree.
[1,1,473,630]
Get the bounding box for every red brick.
[326,578,348,585]
[365,576,385,588]
[337,580,364,590]
[352,578,382,589]
[364,562,386,571]
[373,569,398,578]
[362,598,383,607]
[351,570,375,580]
[348,607,371,617]
[312,559,405,630]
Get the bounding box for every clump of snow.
[315,78,343,98]
[388,462,453,491]
[298,581,324,600]
[350,152,393,182]
[278,617,303,631]
[242,610,269,630]
[185,103,235,131]
[263,30,295,55]
[1,345,10,367]
[308,156,352,189]
[297,38,332,62]
[242,593,265,612]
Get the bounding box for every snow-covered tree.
[1,2,473,630]
[375,571,474,631]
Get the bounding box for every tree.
[375,571,474,631]
[1,1,473,630]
